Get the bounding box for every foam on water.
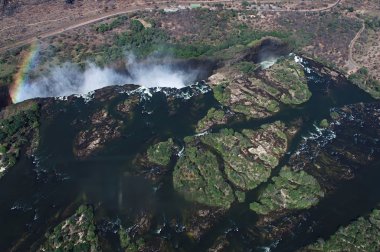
[260,57,279,69]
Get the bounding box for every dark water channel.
[0,57,378,251]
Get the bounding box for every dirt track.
[347,19,365,74]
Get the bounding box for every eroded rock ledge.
[74,109,123,158]
[208,57,311,119]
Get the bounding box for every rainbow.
[9,41,40,103]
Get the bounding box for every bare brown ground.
[0,0,338,52]
[342,0,380,79]
[353,27,380,80]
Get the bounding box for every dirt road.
[347,19,365,74]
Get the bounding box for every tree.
[241,1,250,8]
[130,19,144,32]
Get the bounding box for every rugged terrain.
[0,43,379,250]
[0,1,380,251]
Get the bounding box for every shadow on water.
[244,37,291,64]
[274,160,380,252]
[0,82,219,250]
[197,58,376,251]
[0,55,377,251]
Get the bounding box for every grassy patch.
[39,205,100,251]
[147,138,175,166]
[0,102,39,177]
[0,62,16,86]
[212,83,231,105]
[306,208,380,251]
[319,119,329,128]
[349,67,380,99]
[249,167,324,215]
[199,122,288,190]
[96,16,128,33]
[196,108,227,133]
[235,61,259,74]
[0,46,25,86]
[119,226,145,251]
[266,58,311,105]
[173,142,234,208]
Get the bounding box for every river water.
[0,57,378,251]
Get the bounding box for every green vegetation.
[235,61,258,74]
[212,83,231,104]
[130,19,145,32]
[347,6,354,12]
[154,9,293,59]
[266,58,311,105]
[20,8,298,77]
[1,8,303,85]
[235,190,246,203]
[212,75,280,119]
[319,119,329,128]
[203,30,291,59]
[364,16,380,30]
[166,43,213,59]
[241,1,250,8]
[39,205,100,252]
[0,102,39,177]
[306,209,380,252]
[119,227,145,252]
[199,122,288,190]
[190,3,201,9]
[90,20,168,66]
[147,138,175,166]
[349,67,380,99]
[173,122,288,207]
[96,16,128,33]
[173,143,234,208]
[0,47,24,86]
[210,55,309,119]
[249,167,324,215]
[0,61,16,86]
[114,20,168,58]
[330,111,340,120]
[232,87,280,115]
[196,108,227,133]
[103,15,292,61]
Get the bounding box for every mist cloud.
[15,54,201,102]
